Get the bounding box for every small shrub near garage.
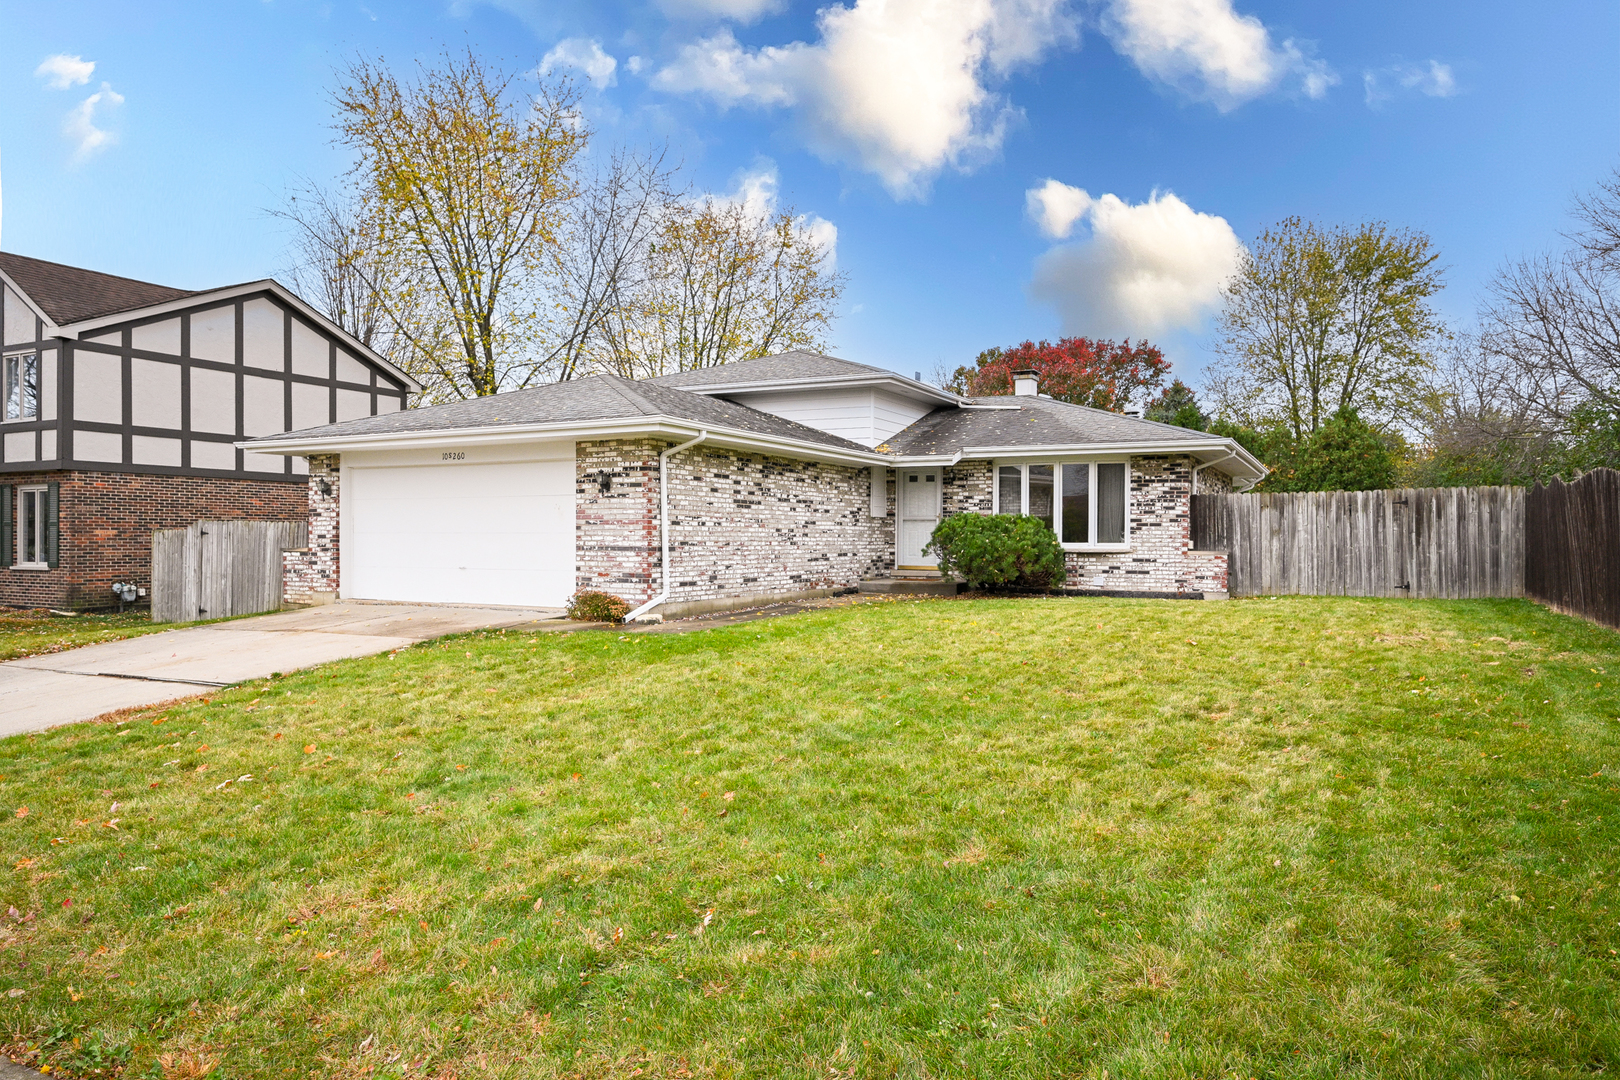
[566,591,632,623]
[925,513,1066,589]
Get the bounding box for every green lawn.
[0,609,173,662]
[1,596,1617,1079]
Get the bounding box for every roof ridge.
[594,372,664,416]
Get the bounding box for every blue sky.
[0,0,1615,389]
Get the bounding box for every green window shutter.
[45,482,60,569]
[1,486,11,569]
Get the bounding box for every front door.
[897,469,941,569]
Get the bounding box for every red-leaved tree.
[946,338,1171,411]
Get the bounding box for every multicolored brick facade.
[282,454,341,605]
[1,469,306,611]
[290,444,1231,612]
[573,439,894,609]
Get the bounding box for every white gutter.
[1192,449,1240,494]
[623,429,709,624]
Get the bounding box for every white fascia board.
[56,279,424,394]
[0,268,62,337]
[240,415,889,468]
[690,373,961,408]
[918,440,1267,480]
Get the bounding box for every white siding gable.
[725,387,934,448]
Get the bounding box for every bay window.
[3,353,38,421]
[996,461,1128,548]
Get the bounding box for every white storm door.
[344,453,576,608]
[897,469,942,568]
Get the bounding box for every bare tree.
[547,148,682,382]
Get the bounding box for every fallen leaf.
[196,746,208,753]
[304,745,317,754]
[273,732,284,740]
[68,985,83,1002]
[6,989,23,998]
[13,859,36,871]
[14,807,26,819]
[722,791,735,802]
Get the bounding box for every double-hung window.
[10,485,51,568]
[3,354,39,421]
[996,461,1128,548]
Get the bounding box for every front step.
[858,577,966,596]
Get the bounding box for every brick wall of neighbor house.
[1,470,307,611]
[575,439,895,607]
[1064,454,1228,594]
[282,455,341,605]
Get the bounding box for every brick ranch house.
[246,352,1264,618]
[0,253,419,610]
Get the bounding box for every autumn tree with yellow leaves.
[279,52,843,401]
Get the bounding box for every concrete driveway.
[0,602,569,736]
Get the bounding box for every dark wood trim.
[234,298,245,474]
[180,312,192,470]
[121,327,133,466]
[58,343,73,463]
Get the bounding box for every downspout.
[623,430,708,623]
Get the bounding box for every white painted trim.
[993,458,1132,550]
[56,279,423,395]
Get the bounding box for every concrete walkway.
[0,602,568,735]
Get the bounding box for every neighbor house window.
[3,354,39,421]
[996,462,1128,547]
[14,485,49,568]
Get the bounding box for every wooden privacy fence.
[1526,468,1620,629]
[1192,487,1525,599]
[151,520,308,623]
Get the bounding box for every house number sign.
[441,452,466,461]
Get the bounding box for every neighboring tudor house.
[0,253,419,610]
[247,351,1264,617]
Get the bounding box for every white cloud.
[653,0,1078,199]
[1026,177,1094,239]
[1026,184,1243,338]
[541,38,618,89]
[1363,59,1457,107]
[63,83,124,161]
[711,162,839,265]
[1100,0,1335,110]
[655,0,785,23]
[35,54,95,90]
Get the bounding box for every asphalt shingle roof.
[879,395,1215,454]
[649,350,898,388]
[250,373,875,453]
[0,252,199,325]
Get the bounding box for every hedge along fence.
[1526,468,1620,630]
[1192,487,1525,600]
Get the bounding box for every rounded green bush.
[924,513,1067,589]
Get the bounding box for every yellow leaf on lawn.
[304,745,317,754]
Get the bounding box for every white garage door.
[343,452,576,608]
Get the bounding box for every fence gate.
[1192,487,1525,599]
[151,520,309,623]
